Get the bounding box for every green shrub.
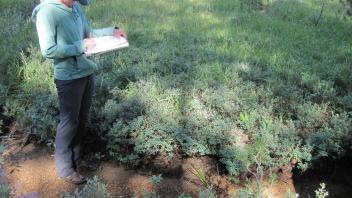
[0,143,4,165]
[266,0,314,23]
[107,115,176,162]
[236,185,257,198]
[0,84,8,107]
[211,0,241,11]
[197,188,217,198]
[0,184,10,198]
[21,94,58,143]
[105,80,180,161]
[3,46,57,144]
[308,112,352,158]
[17,48,54,95]
[0,0,36,85]
[294,102,329,134]
[0,120,3,135]
[244,0,273,9]
[220,146,249,178]
[0,84,5,133]
[178,194,193,198]
[63,176,111,198]
[220,116,311,178]
[0,0,56,144]
[4,93,58,144]
[315,183,329,198]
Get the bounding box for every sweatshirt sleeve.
[36,9,84,59]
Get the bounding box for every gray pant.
[54,74,95,178]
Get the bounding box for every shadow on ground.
[293,154,352,198]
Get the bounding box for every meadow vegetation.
[1,0,352,196]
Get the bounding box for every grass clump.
[0,0,36,85]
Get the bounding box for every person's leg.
[55,77,87,178]
[72,74,95,164]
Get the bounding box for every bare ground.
[0,128,295,198]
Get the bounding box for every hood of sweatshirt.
[32,0,77,21]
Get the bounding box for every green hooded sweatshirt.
[32,0,114,80]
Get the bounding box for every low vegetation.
[1,0,351,196]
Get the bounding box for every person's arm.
[89,26,127,39]
[36,9,84,59]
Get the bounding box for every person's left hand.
[113,28,127,39]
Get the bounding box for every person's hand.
[84,38,95,51]
[113,28,127,39]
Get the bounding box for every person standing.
[32,0,127,184]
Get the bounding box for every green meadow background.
[1,0,352,192]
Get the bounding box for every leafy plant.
[236,185,257,198]
[177,193,193,198]
[150,174,162,186]
[315,183,329,198]
[0,0,36,85]
[0,184,10,198]
[283,190,299,198]
[62,176,111,198]
[141,174,163,198]
[197,187,217,198]
[0,144,4,165]
[0,119,3,136]
[243,0,273,10]
[308,112,352,159]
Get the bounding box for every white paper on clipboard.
[85,36,129,56]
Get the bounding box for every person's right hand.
[84,38,95,51]
[113,28,127,39]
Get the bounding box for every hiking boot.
[61,172,86,185]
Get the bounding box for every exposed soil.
[0,130,296,198]
[3,145,74,197]
[1,124,352,197]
